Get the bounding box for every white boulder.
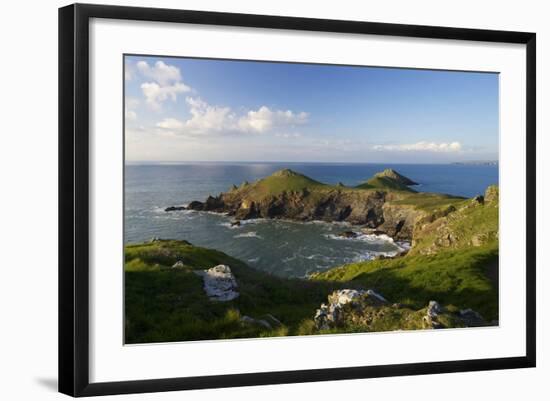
[424,300,443,328]
[195,264,239,302]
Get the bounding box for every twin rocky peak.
[165,168,428,241]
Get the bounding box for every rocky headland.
[167,168,497,248]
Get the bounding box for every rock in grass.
[195,265,239,302]
[241,315,272,329]
[263,313,282,327]
[459,308,486,327]
[172,260,185,268]
[424,300,443,328]
[484,185,499,204]
[365,289,388,303]
[314,289,389,330]
[427,300,442,318]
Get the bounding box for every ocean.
[125,163,498,278]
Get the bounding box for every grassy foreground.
[125,240,340,343]
[125,238,497,343]
[311,243,498,321]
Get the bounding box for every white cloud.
[136,60,182,86]
[275,132,302,139]
[135,60,192,110]
[125,65,133,81]
[126,110,137,120]
[372,141,463,153]
[156,118,185,130]
[184,97,236,134]
[155,97,308,136]
[141,81,191,110]
[238,106,308,133]
[125,97,139,121]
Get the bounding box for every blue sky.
[125,55,499,163]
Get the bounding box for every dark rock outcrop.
[338,231,359,239]
[165,206,186,212]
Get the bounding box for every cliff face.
[218,188,390,226]
[181,168,464,241]
[180,168,498,249]
[410,185,499,255]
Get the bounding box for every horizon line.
[124,160,498,165]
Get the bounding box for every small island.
[166,168,443,241]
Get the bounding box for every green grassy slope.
[391,192,467,211]
[226,168,467,214]
[125,239,341,343]
[312,244,498,321]
[410,187,498,254]
[234,169,328,197]
[312,186,499,321]
[356,176,416,192]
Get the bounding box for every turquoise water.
[125,163,498,277]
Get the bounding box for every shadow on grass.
[344,251,499,321]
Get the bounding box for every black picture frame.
[59,3,536,397]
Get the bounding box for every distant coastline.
[452,160,498,166]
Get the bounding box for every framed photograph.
[59,3,536,397]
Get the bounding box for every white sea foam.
[305,254,323,260]
[234,231,263,239]
[282,254,297,263]
[396,241,411,252]
[201,210,230,216]
[324,232,395,244]
[220,217,272,229]
[304,220,351,227]
[153,214,196,221]
[219,222,241,229]
[240,218,269,225]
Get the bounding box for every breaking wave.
[324,232,396,244]
[234,231,263,239]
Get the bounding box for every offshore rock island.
[126,168,499,343]
[178,168,427,241]
[170,168,497,250]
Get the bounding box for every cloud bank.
[372,141,462,153]
[156,97,308,136]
